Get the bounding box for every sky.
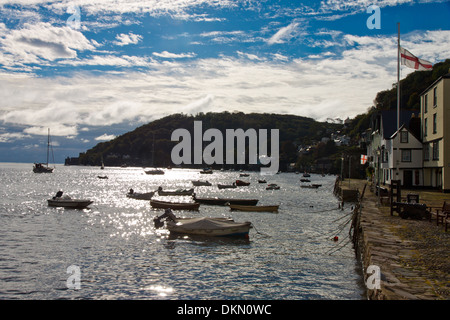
[0,0,449,163]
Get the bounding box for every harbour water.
[0,163,365,299]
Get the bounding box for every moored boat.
[33,128,54,173]
[150,199,200,210]
[47,192,93,209]
[265,183,280,190]
[127,189,155,200]
[154,210,251,237]
[235,180,250,186]
[301,185,320,189]
[193,195,258,206]
[145,168,165,175]
[217,183,236,189]
[229,204,279,213]
[192,180,212,186]
[157,187,194,196]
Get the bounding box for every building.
[420,71,450,192]
[367,110,422,187]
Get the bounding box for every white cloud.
[267,22,301,45]
[0,22,97,68]
[95,133,116,141]
[113,32,143,46]
[0,29,448,132]
[0,132,32,143]
[152,51,196,59]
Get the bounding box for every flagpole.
[397,22,400,130]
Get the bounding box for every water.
[0,163,365,299]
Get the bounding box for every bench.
[429,201,450,228]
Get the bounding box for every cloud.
[113,32,143,46]
[0,30,449,133]
[267,22,301,45]
[0,22,97,68]
[95,133,116,141]
[152,51,196,59]
[0,132,32,143]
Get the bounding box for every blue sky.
[0,0,449,163]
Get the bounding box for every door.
[403,170,413,188]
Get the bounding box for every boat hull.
[158,188,194,196]
[217,184,237,189]
[33,165,53,173]
[167,218,251,237]
[127,192,155,200]
[229,204,279,212]
[192,180,212,186]
[47,199,93,208]
[194,197,258,206]
[150,200,200,210]
[145,169,165,175]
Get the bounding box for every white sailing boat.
[33,128,54,173]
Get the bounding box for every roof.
[379,110,419,139]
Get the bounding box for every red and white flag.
[361,154,368,165]
[400,46,433,71]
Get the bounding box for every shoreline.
[341,179,449,300]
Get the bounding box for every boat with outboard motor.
[154,209,252,237]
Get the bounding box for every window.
[433,87,437,106]
[400,131,408,143]
[433,113,437,134]
[401,149,411,162]
[424,118,427,137]
[432,141,439,160]
[424,143,429,161]
[424,94,428,113]
[382,150,388,163]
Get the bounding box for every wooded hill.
[75,59,450,175]
[77,112,342,171]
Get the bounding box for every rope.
[251,224,271,237]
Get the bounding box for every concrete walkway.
[351,182,449,300]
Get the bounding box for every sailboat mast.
[46,128,50,167]
[397,22,400,130]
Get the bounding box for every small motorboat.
[199,168,213,174]
[145,168,165,175]
[266,183,280,190]
[157,187,194,196]
[97,175,108,179]
[127,189,155,200]
[192,180,212,186]
[301,185,320,189]
[300,178,311,182]
[229,204,279,213]
[154,209,252,237]
[258,179,267,183]
[47,191,93,209]
[193,195,258,206]
[150,199,200,211]
[235,180,250,186]
[239,173,249,177]
[303,173,311,177]
[217,183,236,189]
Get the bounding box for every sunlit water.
[0,163,365,299]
